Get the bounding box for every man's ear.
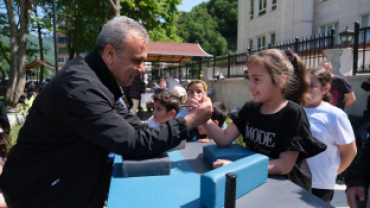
[102,45,116,65]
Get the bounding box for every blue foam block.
[203,144,256,165]
[200,151,268,208]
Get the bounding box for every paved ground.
[8,113,17,126]
[332,184,349,208]
[7,111,350,208]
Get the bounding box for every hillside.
[0,33,55,63]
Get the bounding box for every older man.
[0,16,212,208]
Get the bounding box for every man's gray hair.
[96,16,149,55]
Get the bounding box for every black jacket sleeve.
[345,136,370,190]
[0,101,10,133]
[64,83,189,159]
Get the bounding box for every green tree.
[1,0,33,106]
[206,0,238,51]
[177,4,227,56]
[108,0,183,42]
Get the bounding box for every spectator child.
[202,49,327,192]
[175,80,208,142]
[197,102,227,143]
[154,78,169,94]
[304,67,357,203]
[147,92,180,127]
[175,80,208,119]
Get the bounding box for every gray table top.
[180,142,334,208]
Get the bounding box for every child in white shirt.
[304,67,357,203]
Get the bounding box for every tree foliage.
[206,0,238,51]
[177,4,228,56]
[50,0,183,59]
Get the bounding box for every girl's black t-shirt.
[232,101,326,192]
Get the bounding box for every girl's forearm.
[203,119,230,146]
[268,151,299,175]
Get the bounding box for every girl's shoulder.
[280,101,308,120]
[306,102,347,120]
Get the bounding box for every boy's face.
[153,101,175,125]
[159,81,166,89]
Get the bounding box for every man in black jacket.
[345,135,370,208]
[0,16,212,208]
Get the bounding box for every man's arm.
[345,137,370,208]
[344,92,356,108]
[65,84,212,160]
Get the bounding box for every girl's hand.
[197,138,211,143]
[213,159,232,169]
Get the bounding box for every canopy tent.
[146,41,213,63]
[25,59,54,81]
[25,59,54,70]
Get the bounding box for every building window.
[58,37,67,44]
[270,33,276,45]
[271,0,277,10]
[257,36,266,49]
[249,39,254,49]
[320,23,339,46]
[258,0,267,16]
[58,47,68,54]
[58,58,65,63]
[250,0,254,20]
[360,14,370,44]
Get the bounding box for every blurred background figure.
[129,75,145,115]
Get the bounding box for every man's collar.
[84,50,123,100]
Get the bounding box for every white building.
[238,0,370,52]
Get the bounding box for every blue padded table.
[107,142,334,208]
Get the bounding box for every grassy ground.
[8,124,22,147]
[225,118,245,147]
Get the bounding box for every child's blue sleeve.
[174,109,189,119]
[222,122,227,129]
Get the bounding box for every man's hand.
[184,94,213,129]
[213,159,232,169]
[346,186,367,208]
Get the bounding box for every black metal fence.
[149,22,370,84]
[249,28,335,70]
[353,22,370,74]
